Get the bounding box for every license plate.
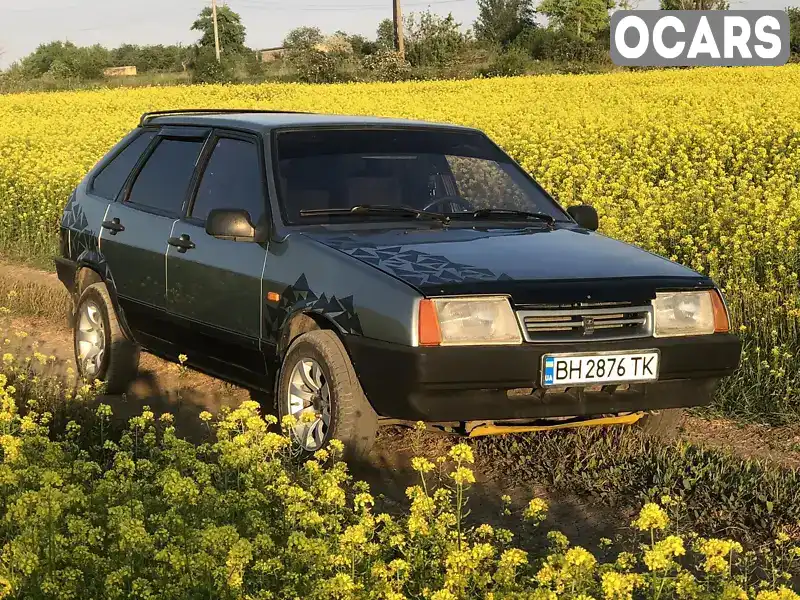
[541,350,660,387]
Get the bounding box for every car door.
[100,126,209,344]
[165,131,270,385]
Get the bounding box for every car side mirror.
[205,209,267,242]
[567,205,599,231]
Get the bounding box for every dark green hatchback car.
[55,109,742,457]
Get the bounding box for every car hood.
[303,226,713,306]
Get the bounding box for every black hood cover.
[305,226,712,306]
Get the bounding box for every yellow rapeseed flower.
[756,588,800,600]
[524,497,549,522]
[601,571,645,600]
[698,538,743,575]
[448,443,474,464]
[632,503,669,532]
[411,456,435,474]
[643,535,686,571]
[451,466,476,486]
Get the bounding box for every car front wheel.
[276,330,378,461]
[73,282,140,394]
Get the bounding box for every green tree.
[19,41,78,77]
[474,0,536,46]
[109,44,190,73]
[188,44,236,83]
[536,0,615,40]
[284,27,352,83]
[74,44,111,79]
[339,33,378,56]
[659,0,729,8]
[18,41,110,80]
[789,7,800,56]
[191,5,247,55]
[283,26,324,51]
[376,18,396,50]
[404,10,468,67]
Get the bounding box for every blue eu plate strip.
[544,357,555,385]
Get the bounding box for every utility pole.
[393,0,405,58]
[212,0,221,62]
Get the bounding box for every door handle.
[168,234,196,253]
[101,218,125,234]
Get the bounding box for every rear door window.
[90,130,156,201]
[190,137,266,223]
[126,138,205,216]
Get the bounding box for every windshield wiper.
[299,204,451,225]
[452,208,555,226]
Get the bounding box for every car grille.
[516,302,653,343]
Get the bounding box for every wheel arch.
[277,310,345,360]
[74,259,135,341]
[74,265,103,296]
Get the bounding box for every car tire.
[636,408,685,440]
[73,282,140,394]
[276,330,378,461]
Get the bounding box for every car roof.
[144,111,481,133]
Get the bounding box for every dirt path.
[1,259,798,551]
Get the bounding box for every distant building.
[259,47,284,62]
[103,66,137,77]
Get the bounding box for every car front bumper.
[343,333,742,423]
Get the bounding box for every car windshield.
[274,127,569,225]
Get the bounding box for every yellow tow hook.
[466,412,645,438]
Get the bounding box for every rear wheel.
[73,283,139,394]
[636,408,685,440]
[276,330,378,461]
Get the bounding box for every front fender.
[262,235,421,348]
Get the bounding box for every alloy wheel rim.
[286,357,331,451]
[76,300,105,377]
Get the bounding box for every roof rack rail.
[139,108,313,127]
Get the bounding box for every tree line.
[1,0,798,88]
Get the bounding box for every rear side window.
[126,138,205,215]
[190,137,266,223]
[90,130,156,200]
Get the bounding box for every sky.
[0,0,793,68]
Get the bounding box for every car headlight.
[653,290,730,338]
[418,296,522,346]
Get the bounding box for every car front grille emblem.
[583,316,596,336]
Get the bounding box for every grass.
[0,233,59,272]
[0,71,193,95]
[476,427,800,548]
[0,260,71,321]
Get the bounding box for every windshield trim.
[269,124,573,229]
